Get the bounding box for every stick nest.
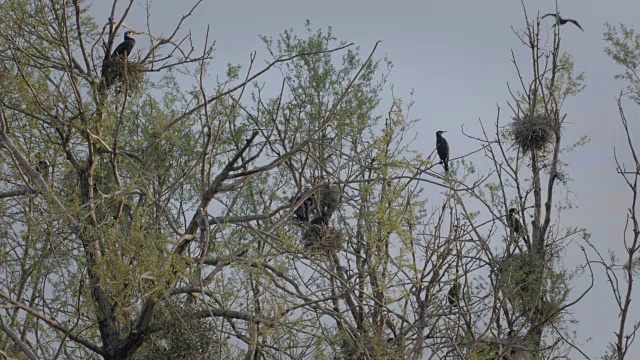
[301,224,343,254]
[510,114,556,153]
[471,336,534,360]
[496,252,541,297]
[101,57,146,92]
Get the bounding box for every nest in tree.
[536,298,559,322]
[291,181,344,255]
[101,56,146,92]
[141,305,219,359]
[318,184,342,212]
[497,254,560,322]
[471,336,534,360]
[496,252,541,298]
[293,183,342,224]
[339,334,400,360]
[510,114,556,153]
[301,224,343,254]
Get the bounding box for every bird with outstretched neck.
[436,130,449,172]
[542,13,583,31]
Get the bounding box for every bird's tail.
[522,235,531,250]
[443,162,449,172]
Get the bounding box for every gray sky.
[92,0,640,357]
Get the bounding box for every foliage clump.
[510,114,555,153]
[339,334,404,360]
[139,305,224,359]
[469,336,534,359]
[496,252,541,299]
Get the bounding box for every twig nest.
[510,114,556,153]
[318,184,342,213]
[301,224,343,254]
[101,57,146,92]
[496,252,541,297]
[341,337,372,359]
[292,183,342,223]
[471,336,533,359]
[339,335,399,359]
[145,305,218,358]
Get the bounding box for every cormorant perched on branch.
[436,130,449,172]
[111,31,136,59]
[447,283,459,306]
[294,196,314,223]
[99,31,137,93]
[507,208,531,249]
[542,13,584,31]
[293,183,342,227]
[34,153,49,179]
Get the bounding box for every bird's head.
[124,31,135,40]
[509,208,517,214]
[436,130,446,136]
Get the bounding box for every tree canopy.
[0,1,639,359]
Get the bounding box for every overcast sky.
[91,0,640,357]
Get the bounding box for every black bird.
[309,184,342,227]
[310,213,329,227]
[447,283,459,306]
[111,31,136,59]
[293,183,341,225]
[436,130,449,172]
[507,208,531,249]
[34,153,49,179]
[293,195,314,223]
[542,13,584,31]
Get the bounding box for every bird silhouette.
[436,131,449,172]
[447,283,459,306]
[111,31,136,59]
[34,153,49,179]
[507,208,531,249]
[99,31,137,93]
[293,195,314,223]
[542,13,583,31]
[293,183,341,227]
